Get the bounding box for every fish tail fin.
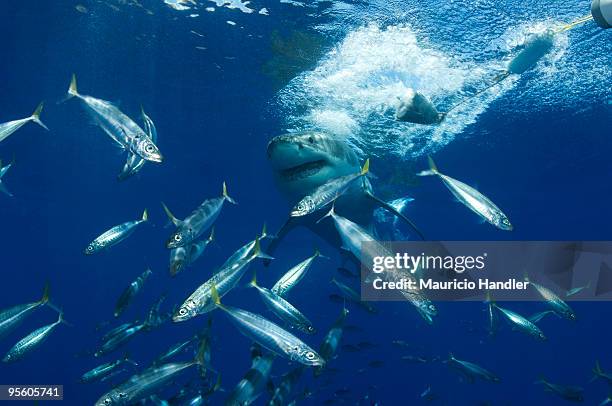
[316,204,336,224]
[208,226,215,242]
[123,353,139,366]
[211,284,222,307]
[260,223,268,239]
[30,102,49,131]
[253,238,274,261]
[222,182,237,205]
[67,74,79,97]
[40,282,51,305]
[314,248,330,260]
[360,158,370,176]
[417,156,439,177]
[593,360,603,378]
[141,208,149,222]
[57,310,73,327]
[249,271,258,288]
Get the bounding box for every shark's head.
[267,132,360,202]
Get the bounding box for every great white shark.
[266,131,423,257]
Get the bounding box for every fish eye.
[174,235,182,242]
[179,308,187,316]
[428,304,436,311]
[104,399,111,405]
[145,144,154,153]
[308,136,314,143]
[119,392,127,398]
[305,351,316,360]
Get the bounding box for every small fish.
[592,360,612,385]
[220,223,270,268]
[290,159,369,217]
[525,273,575,320]
[535,376,584,402]
[341,344,361,353]
[269,367,304,406]
[3,311,67,362]
[101,322,134,342]
[368,360,384,368]
[528,310,557,324]
[0,159,15,197]
[94,344,207,406]
[95,322,146,357]
[80,354,137,383]
[0,102,48,144]
[173,239,272,321]
[66,75,163,163]
[114,269,153,317]
[401,355,428,363]
[250,272,316,334]
[566,281,590,297]
[447,353,500,383]
[336,267,358,278]
[153,335,198,366]
[271,248,326,298]
[315,307,348,376]
[169,226,215,276]
[84,209,149,254]
[418,156,512,230]
[331,278,377,314]
[0,283,51,339]
[163,182,236,248]
[117,107,158,181]
[189,227,215,264]
[210,284,324,366]
[492,301,546,340]
[226,344,274,406]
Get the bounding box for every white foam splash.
[278,24,512,158]
[209,0,254,13]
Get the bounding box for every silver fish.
[0,102,48,143]
[524,273,575,320]
[492,303,546,340]
[528,310,557,324]
[173,239,272,321]
[447,353,500,383]
[80,354,137,383]
[117,107,159,181]
[211,285,323,366]
[226,344,274,406]
[290,159,369,217]
[163,182,236,248]
[269,367,303,406]
[566,281,590,297]
[320,206,435,322]
[418,156,512,230]
[0,159,14,197]
[170,227,215,277]
[0,283,50,339]
[84,209,148,254]
[271,248,325,298]
[66,75,162,162]
[250,273,315,334]
[3,311,66,362]
[592,360,612,385]
[94,348,206,406]
[314,307,348,376]
[535,376,583,402]
[114,269,153,317]
[95,323,146,357]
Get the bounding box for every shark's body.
[267,132,421,256]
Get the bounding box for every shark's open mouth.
[280,159,326,180]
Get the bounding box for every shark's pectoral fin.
[364,190,425,240]
[264,217,300,266]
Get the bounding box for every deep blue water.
[0,0,611,405]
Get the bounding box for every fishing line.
[554,14,594,33]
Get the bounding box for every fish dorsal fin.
[161,202,182,226]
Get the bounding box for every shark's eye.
[308,136,314,143]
